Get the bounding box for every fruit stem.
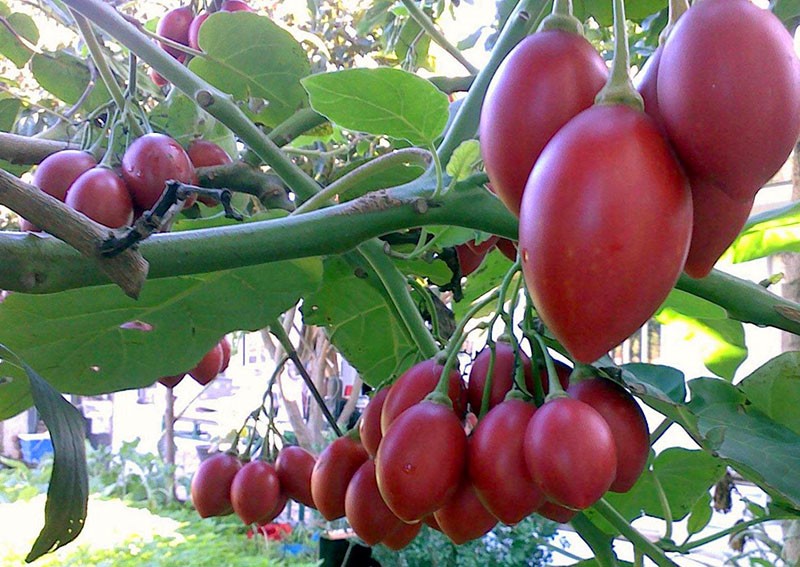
[652,471,674,540]
[531,330,567,401]
[537,0,583,34]
[660,0,689,43]
[570,513,620,567]
[477,339,497,418]
[593,0,643,111]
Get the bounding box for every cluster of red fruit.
[149,0,253,87]
[480,0,800,364]
[157,336,232,388]
[21,135,232,231]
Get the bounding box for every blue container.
[18,433,54,464]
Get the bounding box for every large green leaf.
[29,52,110,112]
[302,67,449,146]
[0,11,37,67]
[0,259,322,419]
[189,12,310,128]
[574,0,667,26]
[739,351,800,436]
[302,255,420,387]
[722,201,800,264]
[772,0,800,31]
[150,91,237,157]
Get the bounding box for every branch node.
[195,90,215,108]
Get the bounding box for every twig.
[0,133,76,165]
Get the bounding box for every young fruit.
[380,358,466,433]
[230,460,282,524]
[345,459,404,546]
[310,435,368,520]
[191,452,241,517]
[657,0,800,201]
[519,104,692,363]
[359,386,390,458]
[121,133,197,210]
[568,377,649,493]
[189,343,224,385]
[275,445,316,508]
[480,30,608,216]
[65,168,134,228]
[157,6,194,58]
[524,397,617,509]
[376,400,467,522]
[468,398,544,524]
[433,478,497,544]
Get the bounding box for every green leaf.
[723,201,800,264]
[29,52,110,111]
[302,67,449,145]
[446,140,481,182]
[395,18,433,71]
[0,259,322,419]
[772,0,800,31]
[0,96,20,131]
[302,256,420,387]
[0,12,37,67]
[739,352,800,436]
[687,492,713,536]
[574,0,666,26]
[0,346,88,562]
[452,249,513,320]
[620,362,687,405]
[188,12,310,128]
[150,91,236,157]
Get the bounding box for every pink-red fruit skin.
[65,168,134,229]
[191,452,241,518]
[230,460,282,524]
[275,445,316,508]
[121,133,196,210]
[310,436,368,520]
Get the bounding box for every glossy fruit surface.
[33,150,97,202]
[433,478,497,544]
[275,445,316,508]
[191,452,241,517]
[189,343,224,385]
[65,168,134,228]
[468,398,544,524]
[381,520,421,551]
[568,378,650,493]
[524,397,617,509]
[230,460,282,524]
[359,386,390,458]
[467,342,532,413]
[480,30,608,216]
[519,105,692,363]
[657,0,800,199]
[345,460,403,546]
[188,140,233,168]
[188,12,209,50]
[376,400,466,522]
[310,435,368,520]
[157,6,194,58]
[121,133,196,210]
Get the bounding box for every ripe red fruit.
[149,67,169,88]
[220,0,254,12]
[376,400,467,522]
[188,140,233,168]
[359,387,390,458]
[465,236,499,256]
[480,30,608,216]
[188,12,209,50]
[524,397,617,509]
[65,168,134,228]
[310,435,368,520]
[519,105,692,363]
[456,242,491,276]
[657,0,800,201]
[157,6,194,58]
[121,133,197,210]
[495,238,518,262]
[345,460,404,546]
[191,452,241,517]
[230,460,282,524]
[219,337,232,372]
[433,478,497,544]
[381,359,466,434]
[381,521,422,551]
[275,445,316,508]
[468,398,544,524]
[33,150,98,202]
[568,377,650,493]
[189,343,224,385]
[158,374,185,388]
[538,500,577,523]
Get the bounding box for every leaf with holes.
[0,259,321,419]
[302,67,449,146]
[189,12,310,127]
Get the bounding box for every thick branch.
[0,133,76,165]
[0,170,148,298]
[196,162,293,210]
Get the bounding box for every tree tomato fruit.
[537,500,577,523]
[157,6,194,58]
[191,452,241,517]
[33,150,98,202]
[189,343,224,385]
[188,140,233,168]
[519,105,692,363]
[230,460,282,525]
[468,398,544,524]
[433,477,497,544]
[568,378,649,493]
[635,46,664,130]
[380,359,466,434]
[345,459,403,546]
[657,0,800,200]
[220,0,254,11]
[465,236,499,256]
[495,238,518,262]
[456,243,491,276]
[158,374,185,388]
[381,520,421,551]
[359,386,390,458]
[310,435,368,520]
[480,30,608,216]
[524,397,617,510]
[376,400,466,522]
[188,12,209,50]
[149,67,169,88]
[121,133,197,210]
[219,337,232,372]
[65,168,134,229]
[275,445,316,508]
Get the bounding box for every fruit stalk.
[594,0,643,110]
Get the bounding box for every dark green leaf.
[0,346,88,562]
[189,12,310,128]
[739,352,800,436]
[574,0,666,26]
[302,67,449,145]
[0,96,20,131]
[687,492,713,536]
[302,255,420,387]
[29,52,110,111]
[0,12,37,67]
[620,362,687,404]
[0,259,322,419]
